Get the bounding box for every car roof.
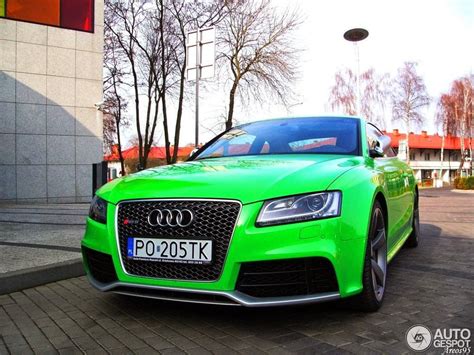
[235,115,366,128]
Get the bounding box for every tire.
[350,201,388,312]
[405,192,419,248]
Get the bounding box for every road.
[0,189,473,354]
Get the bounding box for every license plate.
[127,238,212,264]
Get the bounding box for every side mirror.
[189,148,198,158]
[369,135,391,158]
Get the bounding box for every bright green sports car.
[82,116,419,311]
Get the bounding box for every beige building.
[0,0,104,202]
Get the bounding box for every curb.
[451,189,474,194]
[0,258,85,295]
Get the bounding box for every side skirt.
[387,225,412,263]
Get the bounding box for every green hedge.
[454,176,474,189]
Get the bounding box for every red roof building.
[385,129,471,151]
[105,145,195,162]
[383,130,472,185]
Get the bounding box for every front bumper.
[82,199,367,305]
[87,273,340,307]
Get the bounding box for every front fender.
[325,162,385,296]
[327,162,383,242]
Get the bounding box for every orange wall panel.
[7,0,60,26]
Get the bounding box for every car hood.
[99,155,362,205]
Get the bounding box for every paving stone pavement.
[0,189,472,354]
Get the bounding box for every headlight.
[89,196,107,224]
[256,191,341,227]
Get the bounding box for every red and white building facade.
[386,130,472,185]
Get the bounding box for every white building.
[387,130,472,186]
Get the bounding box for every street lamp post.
[186,27,216,148]
[343,28,369,116]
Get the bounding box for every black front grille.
[236,257,338,298]
[82,247,118,283]
[117,200,241,281]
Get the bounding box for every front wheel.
[351,201,387,312]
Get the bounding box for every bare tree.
[102,96,129,175]
[135,9,165,167]
[328,67,390,128]
[329,69,357,116]
[166,0,227,162]
[106,0,228,166]
[437,76,474,175]
[218,0,301,130]
[391,62,430,162]
[102,110,116,155]
[103,17,130,175]
[105,0,164,169]
[105,0,299,167]
[436,93,454,182]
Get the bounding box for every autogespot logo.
[406,325,433,352]
[406,325,472,353]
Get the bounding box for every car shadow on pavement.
[419,223,442,238]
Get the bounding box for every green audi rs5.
[82,116,419,311]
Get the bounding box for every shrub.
[466,176,474,189]
[454,177,462,189]
[454,176,474,189]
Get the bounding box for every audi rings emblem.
[147,209,194,227]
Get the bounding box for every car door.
[366,124,410,250]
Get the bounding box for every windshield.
[194,117,360,160]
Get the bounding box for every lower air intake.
[236,257,339,298]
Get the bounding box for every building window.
[410,153,415,161]
[1,0,94,32]
[424,153,430,161]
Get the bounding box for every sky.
[124,0,474,147]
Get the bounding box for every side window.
[366,124,395,158]
[366,125,379,152]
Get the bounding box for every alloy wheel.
[370,209,387,302]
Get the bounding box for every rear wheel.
[351,201,387,312]
[405,192,419,248]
